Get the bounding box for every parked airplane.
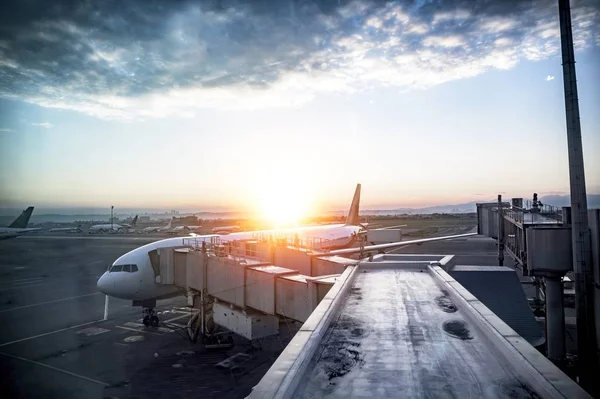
[212,225,241,234]
[89,215,138,234]
[141,218,172,233]
[97,184,475,326]
[49,226,83,233]
[168,225,203,235]
[0,206,41,240]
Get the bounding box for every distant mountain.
[362,194,600,215]
[537,194,600,209]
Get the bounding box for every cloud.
[0,0,598,120]
[32,122,53,128]
[0,128,13,132]
[546,75,555,81]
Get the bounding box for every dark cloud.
[0,0,598,118]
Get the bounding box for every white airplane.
[0,206,41,240]
[168,225,203,235]
[141,218,173,233]
[49,226,83,233]
[97,184,476,326]
[89,215,138,234]
[212,225,241,234]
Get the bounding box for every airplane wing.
[320,232,477,256]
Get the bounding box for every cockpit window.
[110,264,138,273]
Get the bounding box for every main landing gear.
[142,307,159,327]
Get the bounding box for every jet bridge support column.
[498,195,505,266]
[546,276,566,365]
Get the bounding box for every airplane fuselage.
[0,227,42,239]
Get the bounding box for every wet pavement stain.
[434,290,458,313]
[322,341,364,381]
[442,320,473,340]
[494,378,542,399]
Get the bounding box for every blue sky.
[0,0,599,215]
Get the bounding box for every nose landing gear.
[142,307,159,327]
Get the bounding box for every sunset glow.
[250,175,315,228]
[0,1,599,211]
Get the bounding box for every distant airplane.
[141,218,172,233]
[97,184,476,327]
[168,225,203,235]
[212,225,241,234]
[89,215,138,234]
[0,206,41,239]
[49,226,83,233]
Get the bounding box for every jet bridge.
[152,236,362,340]
[247,254,591,399]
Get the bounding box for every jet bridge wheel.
[150,316,159,327]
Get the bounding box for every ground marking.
[115,326,163,336]
[0,352,110,386]
[0,319,102,347]
[0,292,101,313]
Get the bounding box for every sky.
[0,0,599,217]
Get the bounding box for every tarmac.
[0,235,300,399]
[0,230,568,399]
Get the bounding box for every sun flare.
[259,196,309,227]
[250,178,315,228]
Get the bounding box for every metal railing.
[249,231,332,250]
[504,203,563,224]
[183,236,270,263]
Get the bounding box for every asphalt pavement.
[0,236,297,399]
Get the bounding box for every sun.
[259,194,309,227]
[251,180,314,228]
[246,165,317,228]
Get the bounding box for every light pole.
[111,206,114,230]
[558,0,598,394]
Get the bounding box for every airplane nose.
[97,272,114,295]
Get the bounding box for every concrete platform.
[248,249,591,398]
[296,269,539,398]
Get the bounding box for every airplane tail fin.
[9,206,34,228]
[345,184,361,226]
[131,215,138,226]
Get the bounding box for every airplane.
[0,206,42,240]
[49,225,83,233]
[89,215,138,234]
[141,218,173,234]
[96,184,476,327]
[212,225,241,234]
[167,225,203,235]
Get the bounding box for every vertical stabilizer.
[9,206,34,228]
[131,215,138,226]
[345,184,361,226]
